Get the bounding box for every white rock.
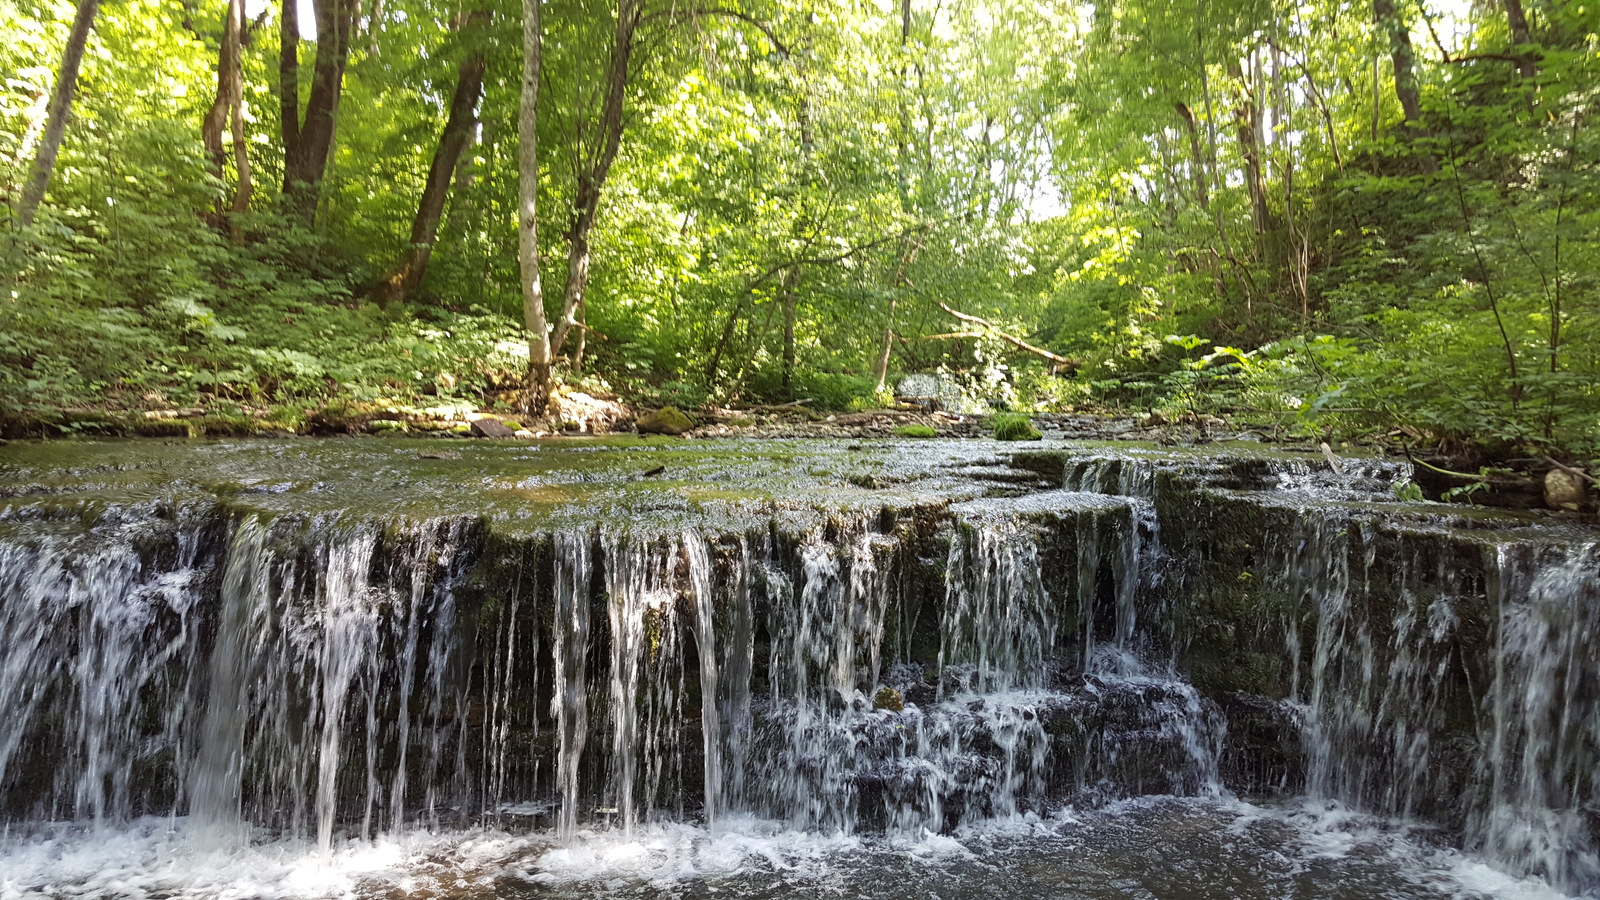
[1545,468,1586,511]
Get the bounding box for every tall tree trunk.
[283,0,355,223]
[875,0,913,394]
[15,0,100,228]
[1503,0,1538,78]
[519,0,551,415]
[279,0,300,171]
[203,0,243,175]
[203,0,250,238]
[1374,0,1421,123]
[372,24,486,306]
[548,0,642,359]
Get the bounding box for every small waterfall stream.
[0,439,1594,898]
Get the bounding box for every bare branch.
[643,6,790,55]
[934,301,1080,373]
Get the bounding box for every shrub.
[992,413,1042,441]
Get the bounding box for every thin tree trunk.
[279,0,300,171]
[519,0,551,415]
[1374,0,1421,123]
[876,0,913,394]
[549,0,642,359]
[283,0,355,223]
[1503,0,1537,78]
[203,0,243,174]
[372,26,486,306]
[16,0,100,228]
[204,0,251,239]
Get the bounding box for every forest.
[1,0,1597,459]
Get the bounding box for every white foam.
[0,819,531,900]
[521,815,860,887]
[0,801,1584,899]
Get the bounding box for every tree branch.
[934,301,1080,373]
[643,6,790,55]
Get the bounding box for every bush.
[992,413,1042,441]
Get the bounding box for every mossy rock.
[306,401,380,434]
[872,686,904,712]
[191,413,258,436]
[992,413,1042,441]
[637,406,694,435]
[894,424,937,438]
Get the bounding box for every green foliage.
[991,413,1042,441]
[894,423,937,438]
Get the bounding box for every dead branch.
[934,301,1080,373]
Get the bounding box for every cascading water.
[0,438,1594,899]
[1475,540,1600,891]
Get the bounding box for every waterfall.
[550,530,592,841]
[1476,540,1600,892]
[0,442,1595,897]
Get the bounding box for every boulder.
[470,418,516,438]
[872,686,904,712]
[637,407,694,436]
[1545,468,1586,511]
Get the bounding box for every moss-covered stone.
[872,686,904,712]
[637,406,694,435]
[894,424,938,438]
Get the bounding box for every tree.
[371,10,489,305]
[520,0,552,414]
[280,0,357,222]
[1375,0,1421,123]
[547,0,644,365]
[15,0,100,228]
[202,0,252,238]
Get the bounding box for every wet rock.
[1141,410,1168,427]
[1545,468,1586,511]
[470,418,515,438]
[637,407,693,435]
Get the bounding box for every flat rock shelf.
[0,437,1594,899]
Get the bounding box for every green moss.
[637,406,694,435]
[992,413,1042,441]
[894,424,938,438]
[872,686,904,712]
[191,413,258,436]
